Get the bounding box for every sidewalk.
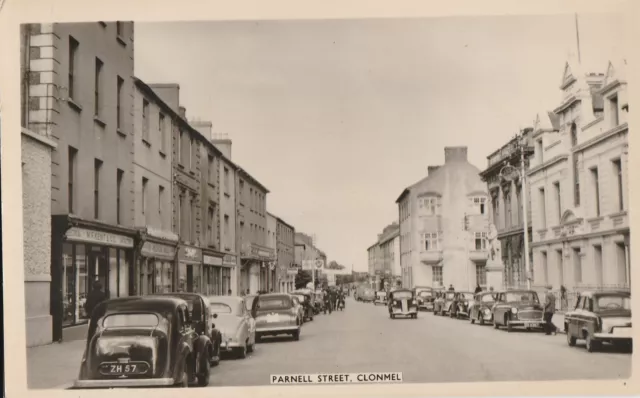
[27,339,85,389]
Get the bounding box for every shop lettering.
[142,242,175,258]
[223,254,237,266]
[203,255,223,266]
[66,228,134,248]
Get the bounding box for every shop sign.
[203,254,223,266]
[250,245,275,260]
[287,263,301,275]
[223,254,237,266]
[141,241,176,259]
[66,227,134,248]
[179,246,202,263]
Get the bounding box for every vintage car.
[314,289,325,313]
[433,291,457,316]
[74,296,210,389]
[374,291,388,306]
[452,292,475,319]
[414,288,435,311]
[469,291,496,325]
[254,293,302,341]
[565,290,632,352]
[151,292,222,366]
[492,290,544,332]
[388,289,418,319]
[291,290,315,321]
[207,295,257,359]
[290,296,306,322]
[356,286,376,302]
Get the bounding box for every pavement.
[28,298,630,389]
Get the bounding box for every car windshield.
[480,294,495,303]
[209,302,233,314]
[459,293,474,300]
[103,313,159,328]
[445,292,455,299]
[393,291,412,299]
[597,295,631,310]
[419,291,432,297]
[258,297,290,310]
[377,292,386,297]
[505,292,539,303]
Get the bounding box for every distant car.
[492,290,544,332]
[452,292,475,319]
[565,290,632,353]
[433,291,456,316]
[254,293,302,341]
[74,296,208,389]
[360,288,375,302]
[207,296,257,359]
[374,291,388,306]
[291,296,306,322]
[291,291,314,321]
[388,289,418,319]
[416,290,435,311]
[469,292,496,325]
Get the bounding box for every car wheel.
[506,317,512,333]
[237,343,247,359]
[197,353,210,387]
[493,318,499,329]
[210,342,221,366]
[585,334,600,353]
[566,332,577,347]
[470,313,475,324]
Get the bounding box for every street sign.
[315,259,324,269]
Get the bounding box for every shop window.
[76,245,88,321]
[432,266,443,285]
[62,243,75,326]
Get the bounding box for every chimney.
[444,146,468,163]
[427,165,441,176]
[148,83,180,112]
[191,120,212,139]
[211,135,232,159]
[179,106,186,119]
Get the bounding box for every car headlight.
[511,308,518,314]
[483,308,491,315]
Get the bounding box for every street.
[210,297,631,386]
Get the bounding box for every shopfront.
[203,252,224,296]
[51,216,136,340]
[177,245,202,293]
[138,236,178,295]
[222,254,236,295]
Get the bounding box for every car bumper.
[392,309,417,315]
[256,326,300,334]
[594,332,633,340]
[73,378,175,389]
[418,303,433,309]
[220,341,243,350]
[508,320,543,327]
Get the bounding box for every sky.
[134,13,626,272]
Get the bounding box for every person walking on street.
[474,283,482,294]
[544,285,557,335]
[85,281,106,318]
[560,285,568,311]
[448,284,455,292]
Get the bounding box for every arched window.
[570,123,578,147]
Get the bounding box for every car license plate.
[266,314,280,323]
[524,322,539,328]
[99,362,149,376]
[614,328,632,338]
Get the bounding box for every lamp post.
[499,132,531,290]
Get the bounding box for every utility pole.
[575,13,581,64]
[521,135,532,290]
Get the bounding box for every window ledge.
[159,150,166,158]
[189,170,195,176]
[98,21,107,27]
[178,163,185,170]
[142,138,151,148]
[609,210,627,218]
[116,35,127,46]
[224,192,230,198]
[208,182,215,189]
[587,216,605,223]
[93,115,106,128]
[117,128,127,137]
[67,98,82,113]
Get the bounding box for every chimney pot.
[179,106,186,119]
[444,147,468,163]
[427,165,441,176]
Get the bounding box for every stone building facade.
[366,223,401,290]
[275,216,296,293]
[529,60,630,299]
[396,147,491,291]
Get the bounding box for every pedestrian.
[474,283,482,294]
[85,281,106,318]
[543,285,557,335]
[448,284,455,292]
[560,285,568,311]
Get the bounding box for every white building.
[529,59,629,302]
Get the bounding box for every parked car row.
[374,287,632,354]
[72,290,333,389]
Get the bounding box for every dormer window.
[469,196,487,215]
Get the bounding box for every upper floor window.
[474,232,487,250]
[609,94,619,128]
[535,139,543,164]
[469,196,487,215]
[570,123,578,147]
[421,232,440,252]
[418,196,440,216]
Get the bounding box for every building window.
[68,146,77,213]
[469,196,487,215]
[591,167,600,217]
[208,155,215,185]
[572,248,582,284]
[159,113,166,153]
[190,196,197,243]
[94,57,103,117]
[541,251,548,284]
[117,76,124,130]
[610,94,619,127]
[68,36,79,100]
[505,191,512,228]
[419,197,439,215]
[492,195,500,229]
[142,99,150,142]
[616,242,628,286]
[553,181,561,224]
[224,167,230,193]
[539,187,546,229]
[187,137,193,170]
[142,177,148,219]
[573,158,580,206]
[516,186,522,225]
[570,123,578,147]
[594,245,603,286]
[474,232,487,250]
[208,205,214,246]
[475,264,487,286]
[432,266,443,286]
[190,137,196,171]
[94,159,102,219]
[116,169,123,224]
[613,159,624,211]
[178,190,185,236]
[422,233,439,251]
[239,180,245,204]
[178,130,184,164]
[536,139,543,164]
[116,21,123,37]
[159,185,165,229]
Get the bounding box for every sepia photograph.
[2,0,637,396]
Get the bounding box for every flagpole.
[575,13,581,64]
